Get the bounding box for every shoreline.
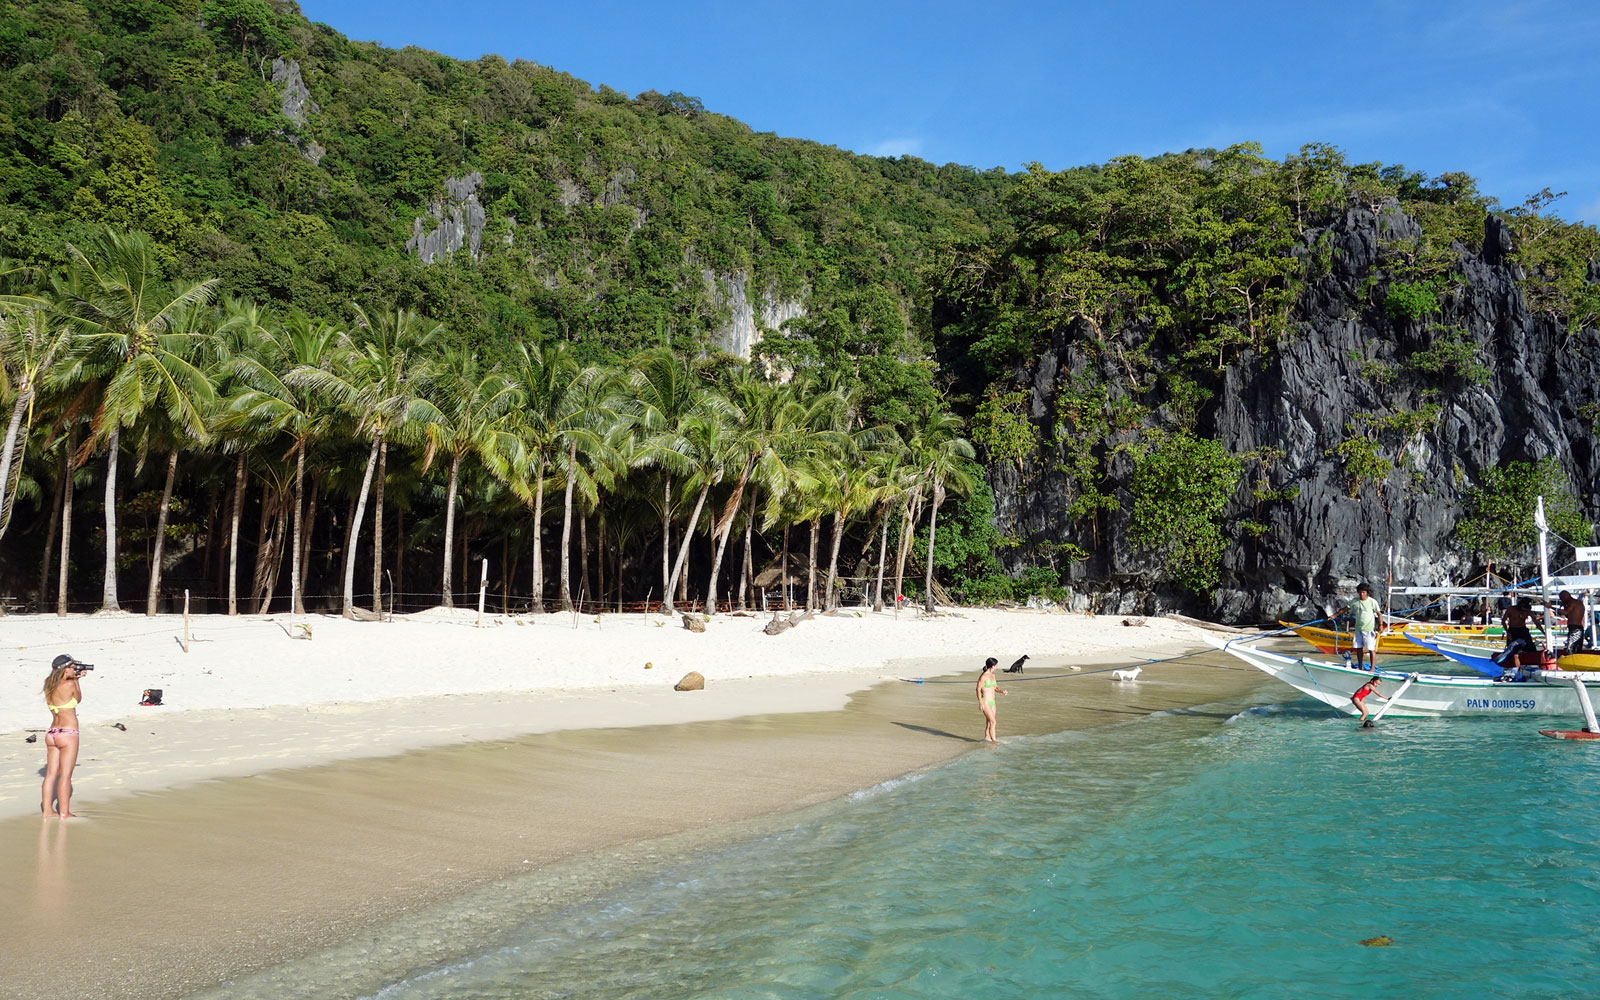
[0,608,1274,999]
[1,607,1213,818]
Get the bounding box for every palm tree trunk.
[299,477,319,605]
[145,450,179,616]
[57,437,74,616]
[228,452,246,615]
[37,452,64,612]
[807,517,820,609]
[342,434,382,617]
[559,440,577,612]
[579,510,589,609]
[291,447,306,614]
[893,498,915,609]
[874,509,890,612]
[396,504,406,613]
[825,509,845,610]
[706,459,756,617]
[371,440,387,614]
[254,493,287,614]
[738,490,754,612]
[665,480,712,613]
[782,524,791,611]
[441,452,461,607]
[923,482,945,613]
[99,427,121,612]
[661,476,671,602]
[597,513,606,610]
[530,457,546,613]
[0,387,31,541]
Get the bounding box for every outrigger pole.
[1534,495,1600,740]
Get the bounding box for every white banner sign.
[1575,546,1600,562]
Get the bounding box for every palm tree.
[821,427,883,610]
[662,408,736,612]
[52,230,219,613]
[506,339,579,613]
[213,296,274,615]
[140,301,219,615]
[0,302,71,544]
[226,309,341,613]
[865,432,912,612]
[292,305,441,618]
[621,348,721,606]
[905,403,976,613]
[418,348,521,607]
[553,368,618,612]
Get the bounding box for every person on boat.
[1493,599,1537,667]
[1558,590,1589,653]
[40,654,85,819]
[1337,584,1383,672]
[1351,675,1387,727]
[975,656,1007,744]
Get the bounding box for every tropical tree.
[552,368,619,612]
[292,305,441,618]
[418,347,521,607]
[621,347,721,604]
[905,403,976,613]
[0,302,71,544]
[506,339,578,613]
[51,230,219,613]
[226,308,340,613]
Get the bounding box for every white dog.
[1112,665,1143,682]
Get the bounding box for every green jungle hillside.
[1,0,1597,618]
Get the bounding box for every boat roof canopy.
[1391,575,1600,596]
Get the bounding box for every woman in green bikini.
[975,657,1007,743]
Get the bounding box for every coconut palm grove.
[1,1,1598,619]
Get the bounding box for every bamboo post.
[477,558,487,627]
[183,589,191,653]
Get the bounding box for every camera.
[75,663,95,673]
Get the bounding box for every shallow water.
[216,692,1600,999]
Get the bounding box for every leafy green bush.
[1405,329,1491,385]
[1332,433,1392,497]
[1383,280,1440,321]
[1129,435,1241,594]
[1455,458,1591,562]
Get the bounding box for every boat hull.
[1209,636,1600,717]
[1280,622,1435,656]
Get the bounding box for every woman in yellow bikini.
[975,657,1007,744]
[41,654,85,818]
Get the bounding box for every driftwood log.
[763,608,816,636]
[681,612,706,633]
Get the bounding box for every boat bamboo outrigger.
[1214,497,1600,726]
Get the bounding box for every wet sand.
[0,651,1271,999]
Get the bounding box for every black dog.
[1004,655,1029,674]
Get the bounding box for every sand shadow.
[892,722,980,743]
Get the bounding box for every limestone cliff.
[991,206,1600,622]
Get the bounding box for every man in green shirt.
[1338,584,1383,671]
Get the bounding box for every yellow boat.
[1280,622,1437,656]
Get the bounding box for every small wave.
[849,772,925,800]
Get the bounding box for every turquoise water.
[359,697,1600,999]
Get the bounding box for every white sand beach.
[1,606,1215,819]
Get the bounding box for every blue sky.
[305,0,1600,223]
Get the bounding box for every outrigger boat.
[1206,635,1600,717]
[1404,633,1600,674]
[1218,498,1600,733]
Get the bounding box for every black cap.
[51,654,76,670]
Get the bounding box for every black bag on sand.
[140,688,163,706]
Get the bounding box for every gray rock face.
[270,58,318,126]
[991,207,1600,623]
[269,58,323,164]
[406,172,487,264]
[704,270,806,359]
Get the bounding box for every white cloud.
[864,137,924,158]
